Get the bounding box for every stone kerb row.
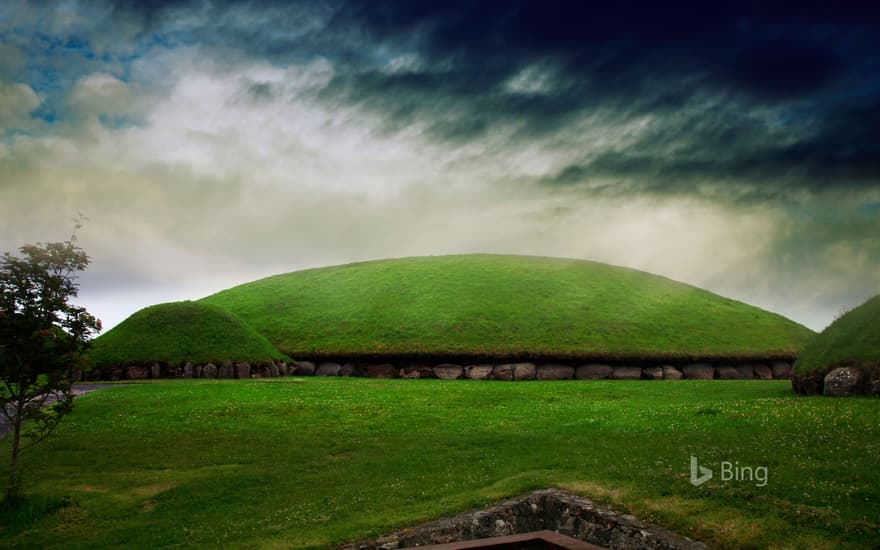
[85,360,793,381]
[793,365,880,397]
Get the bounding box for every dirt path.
[0,384,117,438]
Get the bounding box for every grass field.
[200,254,814,360]
[794,295,880,374]
[89,301,287,367]
[2,379,878,549]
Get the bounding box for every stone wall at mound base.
[792,364,880,397]
[83,359,793,381]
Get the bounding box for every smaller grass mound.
[794,295,880,374]
[88,301,286,367]
[792,295,880,396]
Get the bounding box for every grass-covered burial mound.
[792,295,880,396]
[89,301,286,367]
[200,254,814,361]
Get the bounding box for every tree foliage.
[0,231,100,501]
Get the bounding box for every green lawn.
[200,254,814,360]
[2,379,878,549]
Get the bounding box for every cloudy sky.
[1,1,878,331]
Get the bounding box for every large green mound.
[794,295,880,374]
[200,254,813,360]
[89,301,286,366]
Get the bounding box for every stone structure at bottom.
[339,488,709,550]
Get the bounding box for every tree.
[0,229,101,502]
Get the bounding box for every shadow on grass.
[0,494,73,535]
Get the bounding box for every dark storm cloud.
[79,0,880,201]
[320,1,878,198]
[728,37,843,99]
[323,2,869,102]
[545,93,880,199]
[105,1,877,97]
[12,1,880,197]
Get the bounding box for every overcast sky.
[1,1,879,332]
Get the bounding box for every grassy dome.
[89,301,286,366]
[200,254,813,360]
[793,295,880,375]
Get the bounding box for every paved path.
[0,384,116,438]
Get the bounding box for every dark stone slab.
[494,364,515,381]
[792,370,825,395]
[315,362,342,376]
[575,365,612,379]
[537,365,575,380]
[662,366,683,380]
[772,362,792,379]
[294,361,316,376]
[234,362,251,379]
[365,364,398,378]
[218,361,234,379]
[682,364,714,380]
[716,366,743,380]
[612,367,642,380]
[315,362,341,376]
[753,365,773,380]
[466,365,494,380]
[513,363,537,380]
[401,365,434,379]
[735,365,754,379]
[824,367,865,397]
[126,365,150,380]
[642,366,664,380]
[434,364,464,380]
[339,363,359,377]
[869,368,880,396]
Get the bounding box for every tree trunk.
[5,398,23,501]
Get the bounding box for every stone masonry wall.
[340,488,709,550]
[84,359,793,381]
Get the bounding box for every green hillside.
[794,295,880,374]
[89,301,286,366]
[200,254,813,360]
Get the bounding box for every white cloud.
[0,80,39,129]
[0,44,24,74]
[384,54,424,74]
[67,73,133,117]
[504,62,559,95]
